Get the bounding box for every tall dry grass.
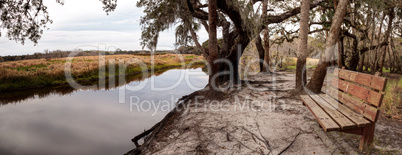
[0,54,204,91]
[381,78,402,119]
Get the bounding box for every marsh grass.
[0,54,204,91]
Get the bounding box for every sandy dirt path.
[128,72,400,154]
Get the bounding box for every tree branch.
[186,0,208,20]
[188,23,208,57]
[217,0,247,37]
[360,42,388,54]
[264,0,324,24]
[272,28,328,44]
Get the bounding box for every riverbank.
[0,54,205,92]
[127,72,401,154]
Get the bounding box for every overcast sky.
[0,0,209,56]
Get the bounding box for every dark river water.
[0,67,208,155]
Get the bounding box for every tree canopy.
[2,0,401,91]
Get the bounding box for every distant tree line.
[0,47,202,62]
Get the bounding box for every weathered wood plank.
[341,127,364,135]
[334,68,387,91]
[326,86,378,122]
[309,94,356,129]
[300,95,340,131]
[331,77,384,107]
[319,94,371,127]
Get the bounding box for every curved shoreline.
[0,62,205,93]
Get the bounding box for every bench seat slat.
[326,86,378,122]
[319,94,371,127]
[300,95,340,131]
[309,94,357,129]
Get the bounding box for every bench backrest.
[322,68,387,122]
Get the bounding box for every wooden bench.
[300,68,387,151]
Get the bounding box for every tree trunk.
[226,47,241,85]
[219,40,248,85]
[358,39,368,72]
[390,37,401,73]
[208,0,219,87]
[348,38,359,71]
[256,36,265,72]
[367,11,376,72]
[338,37,344,68]
[379,8,395,73]
[306,0,349,93]
[334,0,338,9]
[188,23,207,59]
[262,29,271,72]
[389,39,397,73]
[261,0,271,73]
[387,44,393,73]
[364,58,369,72]
[379,46,388,73]
[372,14,386,73]
[296,0,310,90]
[358,52,365,72]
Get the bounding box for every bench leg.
[359,123,375,151]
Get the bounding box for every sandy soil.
[128,72,401,155]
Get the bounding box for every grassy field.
[0,54,205,92]
[282,57,319,70]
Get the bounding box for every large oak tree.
[137,0,324,89]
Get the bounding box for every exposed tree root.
[256,123,272,153]
[126,91,201,155]
[278,130,302,155]
[242,126,272,154]
[126,88,226,155]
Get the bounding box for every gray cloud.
[0,0,208,56]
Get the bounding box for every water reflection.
[0,65,203,105]
[0,67,208,155]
